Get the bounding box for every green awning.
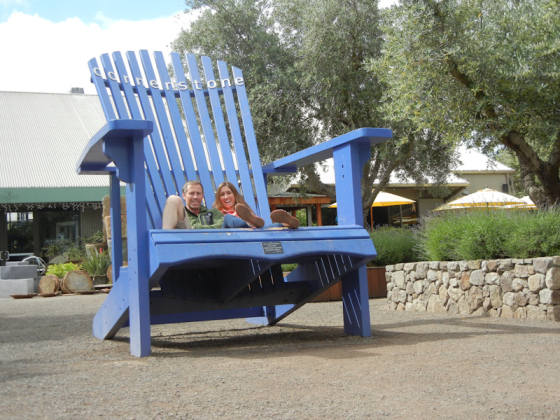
[0,187,125,204]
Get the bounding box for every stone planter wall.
[385,257,560,321]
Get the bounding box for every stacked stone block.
[385,256,560,321]
[0,261,39,298]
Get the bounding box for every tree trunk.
[502,131,560,206]
[62,271,93,293]
[38,275,60,294]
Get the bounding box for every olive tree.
[173,0,457,218]
[374,0,560,205]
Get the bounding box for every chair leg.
[128,271,151,357]
[341,266,371,337]
[92,269,130,340]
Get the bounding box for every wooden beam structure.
[268,194,331,226]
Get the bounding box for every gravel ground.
[1,294,560,420]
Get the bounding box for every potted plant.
[81,248,111,285]
[46,262,82,278]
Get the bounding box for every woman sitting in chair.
[214,181,300,229]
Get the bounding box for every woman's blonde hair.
[213,181,250,211]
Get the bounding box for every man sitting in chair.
[162,180,299,230]
[162,181,223,230]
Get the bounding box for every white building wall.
[458,173,514,195]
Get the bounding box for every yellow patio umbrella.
[448,188,525,208]
[328,191,415,208]
[502,196,538,210]
[431,202,467,212]
[329,191,415,227]
[521,196,538,209]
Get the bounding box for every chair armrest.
[76,119,153,176]
[262,127,392,174]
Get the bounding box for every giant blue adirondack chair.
[76,50,392,357]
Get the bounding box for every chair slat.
[201,56,239,185]
[167,53,199,184]
[216,61,259,214]
[184,54,225,187]
[232,66,271,221]
[111,52,167,214]
[138,50,187,194]
[96,54,166,222]
[169,54,216,206]
[153,51,210,194]
[88,58,116,121]
[126,52,184,197]
[145,172,161,229]
[100,54,130,120]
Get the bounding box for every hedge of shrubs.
[414,208,560,262]
[370,227,419,266]
[370,209,560,265]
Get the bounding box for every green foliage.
[281,263,298,272]
[173,0,458,214]
[415,209,560,261]
[503,210,560,259]
[81,248,111,277]
[46,262,82,279]
[84,230,104,244]
[45,239,75,257]
[370,227,419,266]
[374,0,560,204]
[45,231,105,261]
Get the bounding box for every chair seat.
[149,225,375,272]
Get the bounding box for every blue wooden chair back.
[88,51,271,228]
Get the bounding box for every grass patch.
[281,263,298,272]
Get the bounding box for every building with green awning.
[0,90,116,258]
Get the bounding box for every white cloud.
[0,0,27,5]
[0,10,200,94]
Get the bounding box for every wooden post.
[33,211,41,257]
[109,173,122,280]
[0,210,7,252]
[306,206,313,227]
[316,204,322,226]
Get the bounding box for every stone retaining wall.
[385,257,560,321]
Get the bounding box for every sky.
[0,0,397,94]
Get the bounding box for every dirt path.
[1,294,560,419]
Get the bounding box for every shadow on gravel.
[130,316,560,359]
[373,316,560,334]
[0,313,93,344]
[0,365,52,384]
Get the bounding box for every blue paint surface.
[79,51,391,356]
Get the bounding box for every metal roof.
[455,145,515,173]
[0,91,107,190]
